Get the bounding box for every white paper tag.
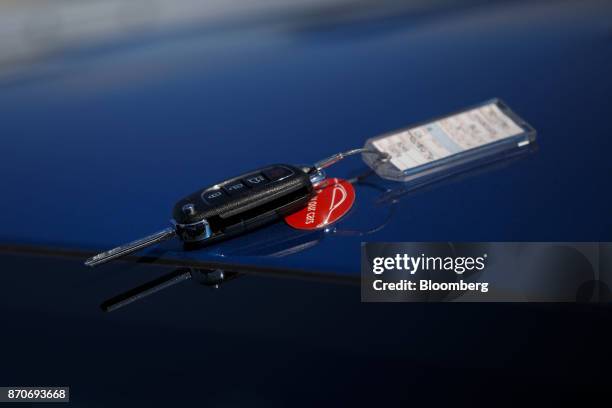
[371,102,525,172]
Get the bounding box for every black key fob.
[85,147,382,267]
[172,164,316,245]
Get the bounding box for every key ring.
[313,148,390,172]
[307,147,390,187]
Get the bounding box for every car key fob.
[85,147,385,267]
[84,164,321,267]
[172,164,315,245]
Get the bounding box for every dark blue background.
[1,0,611,277]
[1,254,611,406]
[1,1,612,405]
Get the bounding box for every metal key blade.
[84,227,176,267]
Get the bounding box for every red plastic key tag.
[285,178,355,230]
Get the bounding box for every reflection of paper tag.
[285,178,355,230]
[372,102,525,172]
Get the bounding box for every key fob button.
[202,188,228,204]
[243,174,269,187]
[263,166,294,181]
[223,181,248,196]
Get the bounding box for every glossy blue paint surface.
[1,0,611,276]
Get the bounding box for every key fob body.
[172,164,314,245]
